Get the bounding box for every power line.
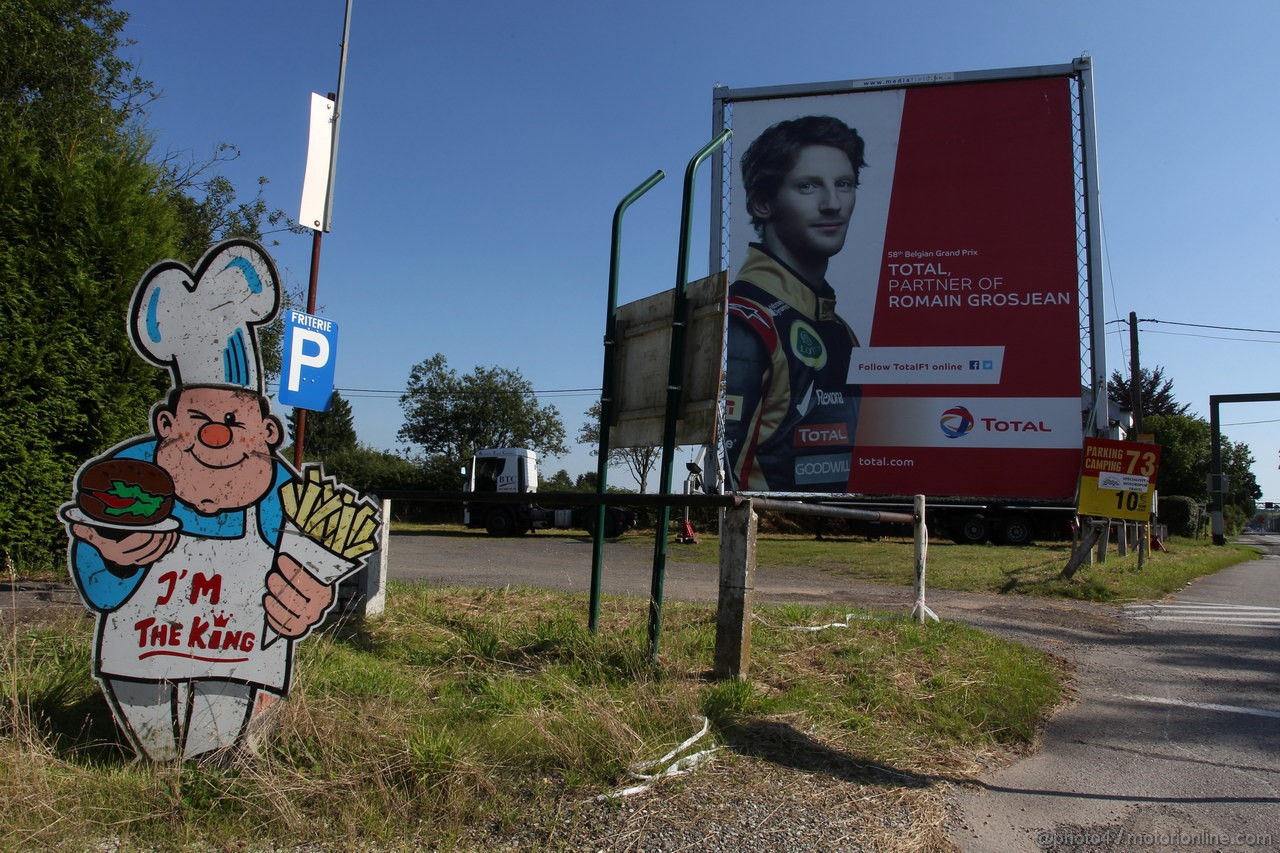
[265,383,601,400]
[1139,319,1280,336]
[1100,206,1130,366]
[1223,418,1280,427]
[1142,330,1280,345]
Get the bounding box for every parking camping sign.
[1077,437,1161,521]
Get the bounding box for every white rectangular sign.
[847,346,1004,384]
[1098,472,1150,493]
[299,93,334,232]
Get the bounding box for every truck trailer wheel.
[604,507,634,538]
[485,509,518,537]
[953,513,991,545]
[997,515,1035,546]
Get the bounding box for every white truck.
[462,447,635,537]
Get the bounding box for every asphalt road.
[387,530,1280,852]
[949,537,1280,853]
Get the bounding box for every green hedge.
[1158,495,1198,537]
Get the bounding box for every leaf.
[102,481,163,518]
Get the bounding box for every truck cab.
[463,448,538,535]
[467,448,536,496]
[462,447,635,538]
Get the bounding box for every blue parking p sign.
[279,310,338,411]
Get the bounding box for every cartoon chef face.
[154,386,284,514]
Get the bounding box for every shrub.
[1158,495,1198,537]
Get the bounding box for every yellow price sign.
[1077,437,1161,521]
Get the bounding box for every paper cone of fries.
[263,466,382,648]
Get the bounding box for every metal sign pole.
[648,130,731,664]
[589,170,663,633]
[293,0,353,466]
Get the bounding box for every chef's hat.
[129,240,281,393]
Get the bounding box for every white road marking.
[1120,694,1280,720]
[1123,602,1280,627]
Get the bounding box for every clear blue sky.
[114,0,1280,501]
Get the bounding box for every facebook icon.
[279,310,338,411]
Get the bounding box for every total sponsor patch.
[794,422,850,447]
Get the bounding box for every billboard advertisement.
[718,67,1086,499]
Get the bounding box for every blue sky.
[114,0,1280,501]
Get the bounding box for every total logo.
[939,405,1054,439]
[939,406,975,439]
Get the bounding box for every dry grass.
[0,584,1061,851]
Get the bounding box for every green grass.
[1,585,1061,851]
[393,520,1258,605]
[658,532,1258,603]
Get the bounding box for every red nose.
[199,422,233,448]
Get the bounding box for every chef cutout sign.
[60,239,381,762]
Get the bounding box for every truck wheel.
[603,508,626,538]
[485,509,517,537]
[953,513,990,545]
[998,515,1035,546]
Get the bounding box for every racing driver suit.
[724,244,860,491]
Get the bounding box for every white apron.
[96,504,291,691]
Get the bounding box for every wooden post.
[1096,519,1110,563]
[1061,520,1105,579]
[714,500,756,680]
[1117,521,1128,557]
[910,495,938,623]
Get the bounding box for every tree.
[319,444,423,494]
[288,392,358,460]
[541,469,575,491]
[397,354,568,465]
[0,0,152,155]
[1222,438,1261,519]
[0,1,298,562]
[0,1,177,560]
[1146,414,1211,499]
[577,400,660,493]
[1108,366,1192,420]
[1145,413,1260,521]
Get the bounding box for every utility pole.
[1128,311,1143,437]
[293,0,354,469]
[1128,313,1148,564]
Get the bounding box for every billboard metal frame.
[710,56,1109,460]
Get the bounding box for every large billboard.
[716,63,1091,499]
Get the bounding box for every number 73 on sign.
[1077,437,1162,521]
